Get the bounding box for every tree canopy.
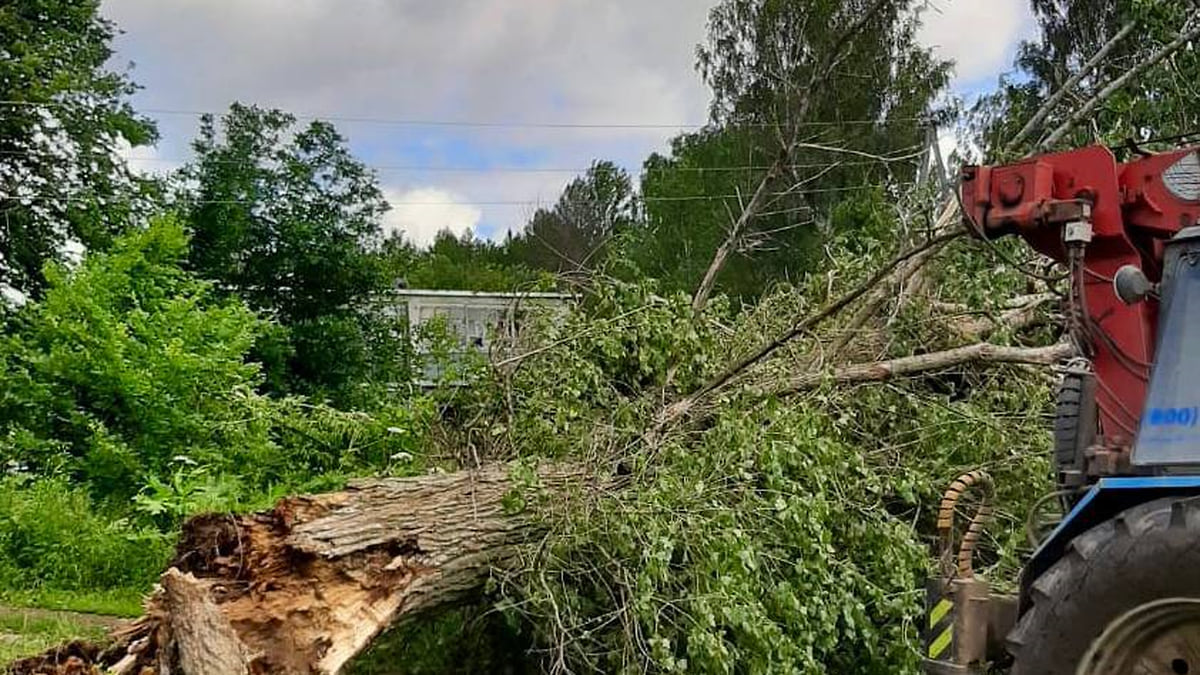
[178,103,403,400]
[0,0,157,297]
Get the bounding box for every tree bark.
[9,464,592,675]
[765,340,1072,395]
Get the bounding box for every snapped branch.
[765,340,1073,396]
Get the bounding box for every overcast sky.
[100,0,1035,247]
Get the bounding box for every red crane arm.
[961,145,1200,451]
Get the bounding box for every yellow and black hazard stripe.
[925,581,956,662]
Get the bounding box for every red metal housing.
[962,145,1200,457]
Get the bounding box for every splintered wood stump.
[9,464,589,675]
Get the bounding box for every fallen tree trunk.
[10,464,591,675]
[7,337,1072,675]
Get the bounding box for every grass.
[0,588,138,666]
[0,588,144,618]
[0,610,112,665]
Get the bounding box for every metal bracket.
[922,577,1017,674]
[1065,220,1094,244]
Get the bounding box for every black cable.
[1109,129,1200,152]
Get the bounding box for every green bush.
[0,217,434,512]
[0,476,169,594]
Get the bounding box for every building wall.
[390,290,572,384]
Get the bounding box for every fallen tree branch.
[691,165,782,314]
[766,340,1073,395]
[652,227,966,429]
[689,0,894,317]
[697,229,962,394]
[950,293,1057,341]
[931,293,1055,315]
[494,303,655,369]
[821,200,960,364]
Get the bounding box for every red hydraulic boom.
[961,145,1200,470]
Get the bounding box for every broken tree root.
[7,464,590,675]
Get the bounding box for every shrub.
[0,476,169,594]
[0,217,435,512]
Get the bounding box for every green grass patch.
[0,611,111,665]
[0,588,143,618]
[0,477,171,596]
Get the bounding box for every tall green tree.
[0,0,157,297]
[509,161,639,273]
[631,0,950,302]
[179,104,397,400]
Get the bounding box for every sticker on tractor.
[1145,407,1200,427]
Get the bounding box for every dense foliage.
[427,214,1054,673]
[177,104,414,403]
[4,0,1198,671]
[0,219,432,510]
[0,0,158,297]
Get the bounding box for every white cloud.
[0,284,27,308]
[113,138,182,176]
[100,1,712,130]
[918,0,1035,85]
[100,0,715,239]
[97,1,1037,241]
[383,188,483,248]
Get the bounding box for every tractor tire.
[1008,497,1200,674]
[1053,372,1095,502]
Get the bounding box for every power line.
[0,146,925,174]
[0,99,931,131]
[6,182,916,209]
[116,155,915,174]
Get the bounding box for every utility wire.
[6,182,916,208]
[0,149,923,174]
[0,99,931,131]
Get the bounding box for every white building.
[390,289,573,383]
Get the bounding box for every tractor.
[922,144,1200,674]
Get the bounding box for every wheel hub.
[1078,598,1200,674]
